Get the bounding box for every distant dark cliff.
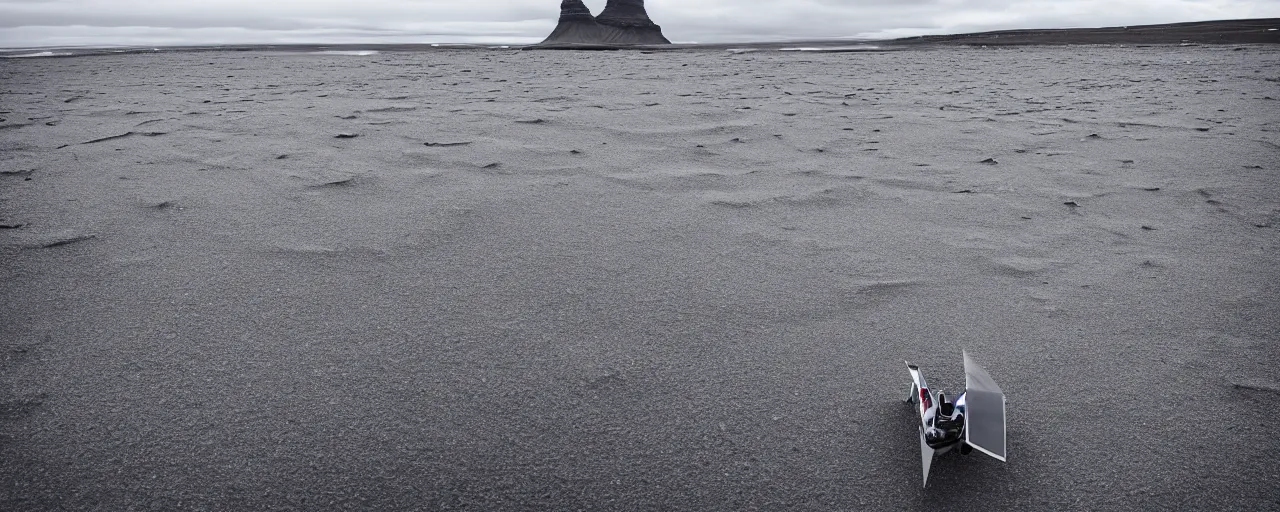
[596,0,660,29]
[540,0,670,45]
[556,0,596,23]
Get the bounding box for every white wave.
[3,51,69,58]
[779,46,881,52]
[313,50,379,56]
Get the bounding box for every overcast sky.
[2,0,1278,47]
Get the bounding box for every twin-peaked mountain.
[541,0,671,45]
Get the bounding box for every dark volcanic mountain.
[540,0,671,45]
[596,0,658,28]
[556,0,595,23]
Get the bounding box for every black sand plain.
[2,28,1280,511]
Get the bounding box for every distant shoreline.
[2,17,1276,56]
[885,18,1279,46]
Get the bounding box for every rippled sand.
[2,46,1278,509]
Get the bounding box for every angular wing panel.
[963,351,1006,462]
[905,361,925,390]
[919,425,935,488]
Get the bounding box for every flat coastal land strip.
[892,18,1280,46]
[1,41,1279,510]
